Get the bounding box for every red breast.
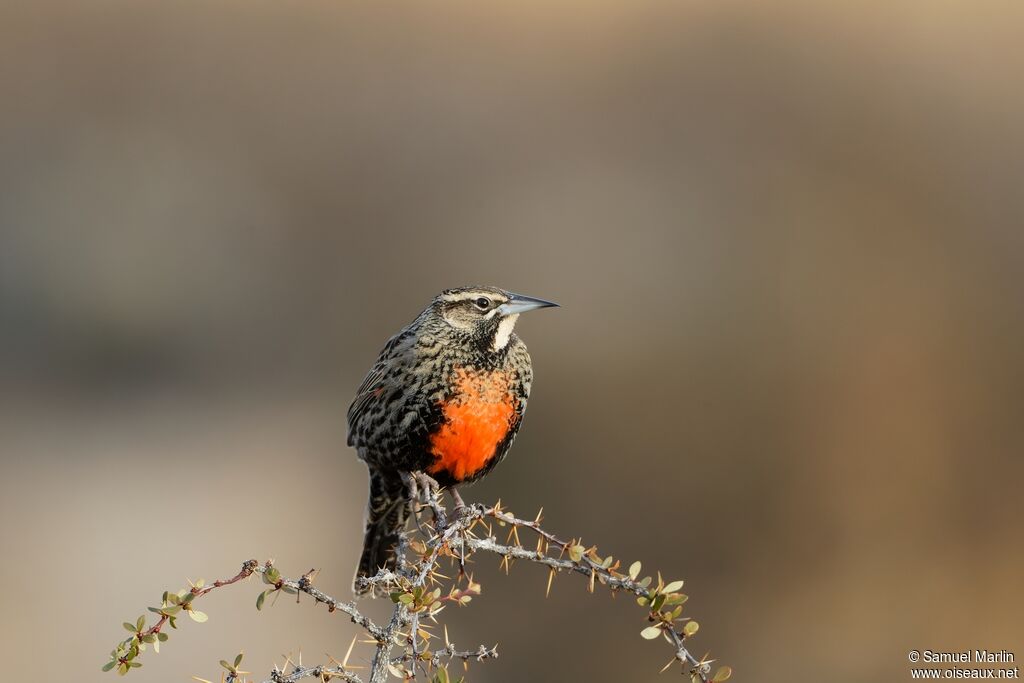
[428,367,518,482]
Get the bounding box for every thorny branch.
[104,485,730,683]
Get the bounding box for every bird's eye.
[474,297,491,310]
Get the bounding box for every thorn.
[546,567,555,598]
[342,635,357,669]
[660,657,676,674]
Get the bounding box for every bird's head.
[425,286,558,352]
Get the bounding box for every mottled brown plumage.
[348,286,557,595]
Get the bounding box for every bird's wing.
[346,331,413,447]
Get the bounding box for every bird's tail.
[354,469,409,597]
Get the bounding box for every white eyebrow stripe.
[440,291,507,304]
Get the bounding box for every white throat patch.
[492,314,519,351]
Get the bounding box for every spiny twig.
[105,484,729,683]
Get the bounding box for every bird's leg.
[402,471,422,524]
[449,486,466,510]
[446,486,470,577]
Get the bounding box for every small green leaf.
[234,653,244,668]
[156,633,168,642]
[641,626,663,640]
[188,610,208,623]
[568,545,585,562]
[683,620,699,637]
[638,576,652,589]
[256,590,267,611]
[713,666,733,682]
[399,593,414,605]
[663,580,684,593]
[123,622,137,633]
[628,561,642,579]
[102,661,116,672]
[220,660,233,671]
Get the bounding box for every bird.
[347,286,558,596]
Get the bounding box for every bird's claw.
[413,472,441,501]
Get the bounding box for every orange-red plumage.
[428,367,518,482]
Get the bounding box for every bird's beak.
[497,292,560,316]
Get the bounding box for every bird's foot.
[448,489,485,522]
[407,471,447,526]
[412,471,441,501]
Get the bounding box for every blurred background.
[1,1,1022,681]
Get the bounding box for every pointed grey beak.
[497,292,560,316]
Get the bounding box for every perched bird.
[347,286,558,595]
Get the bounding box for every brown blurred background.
[1,1,1022,681]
